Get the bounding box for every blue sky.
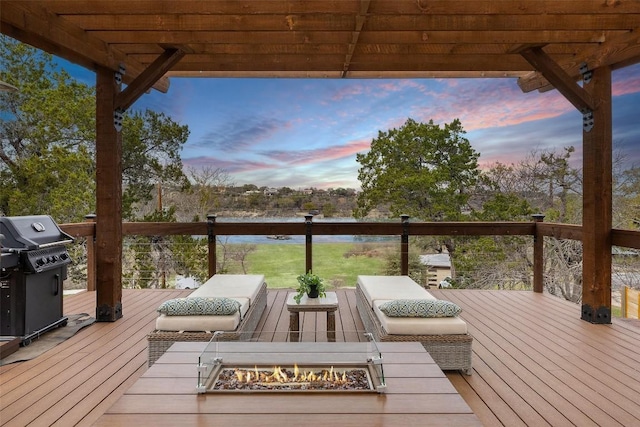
[67,60,640,190]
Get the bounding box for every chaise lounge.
[147,274,267,365]
[356,275,473,375]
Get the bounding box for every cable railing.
[59,215,640,305]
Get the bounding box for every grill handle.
[39,239,74,249]
[53,273,61,296]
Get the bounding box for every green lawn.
[226,242,390,289]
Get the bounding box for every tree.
[177,166,231,221]
[356,118,480,274]
[0,37,190,222]
[121,109,190,220]
[507,147,583,301]
[0,36,96,220]
[355,118,480,221]
[535,146,581,223]
[614,165,640,229]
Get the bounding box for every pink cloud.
[613,72,640,96]
[421,69,640,132]
[267,139,371,165]
[183,157,274,174]
[410,79,573,131]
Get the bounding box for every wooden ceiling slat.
[117,43,590,57]
[167,70,527,79]
[46,0,366,15]
[364,15,639,32]
[92,30,356,45]
[166,54,537,72]
[44,0,640,16]
[92,30,617,45]
[63,14,640,32]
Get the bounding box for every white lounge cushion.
[357,275,435,308]
[155,312,240,332]
[191,274,264,304]
[374,300,468,335]
[155,273,264,333]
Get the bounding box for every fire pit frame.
[197,332,386,394]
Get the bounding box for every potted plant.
[294,271,326,303]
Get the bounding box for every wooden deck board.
[435,289,640,427]
[1,287,639,426]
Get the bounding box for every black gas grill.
[1,215,73,345]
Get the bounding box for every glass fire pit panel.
[197,331,385,394]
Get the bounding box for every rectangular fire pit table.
[96,341,481,426]
[286,291,338,342]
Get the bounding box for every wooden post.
[532,214,545,293]
[305,215,313,273]
[207,214,217,277]
[622,286,628,318]
[95,67,123,322]
[84,214,97,292]
[581,65,612,324]
[401,215,410,276]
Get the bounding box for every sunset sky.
[68,60,640,190]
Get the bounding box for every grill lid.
[0,215,73,252]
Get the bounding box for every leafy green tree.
[0,36,95,220]
[6,146,95,222]
[355,118,480,221]
[302,201,316,212]
[535,146,581,223]
[121,109,190,220]
[322,202,336,218]
[1,36,190,223]
[454,192,535,290]
[356,118,480,275]
[123,207,178,289]
[383,250,424,284]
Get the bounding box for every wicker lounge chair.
[147,274,267,366]
[356,275,472,375]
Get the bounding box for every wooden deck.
[1,288,639,426]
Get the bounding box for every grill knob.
[37,257,46,266]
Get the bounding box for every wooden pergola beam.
[519,46,614,323]
[520,46,595,112]
[115,47,186,111]
[341,0,371,78]
[581,66,613,324]
[518,28,640,93]
[95,67,123,322]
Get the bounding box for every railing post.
[401,214,410,276]
[532,214,545,293]
[207,214,217,277]
[305,214,313,273]
[84,214,97,291]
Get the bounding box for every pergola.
[2,1,639,324]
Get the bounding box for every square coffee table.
[286,291,338,342]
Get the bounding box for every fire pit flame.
[213,364,372,391]
[232,364,348,385]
